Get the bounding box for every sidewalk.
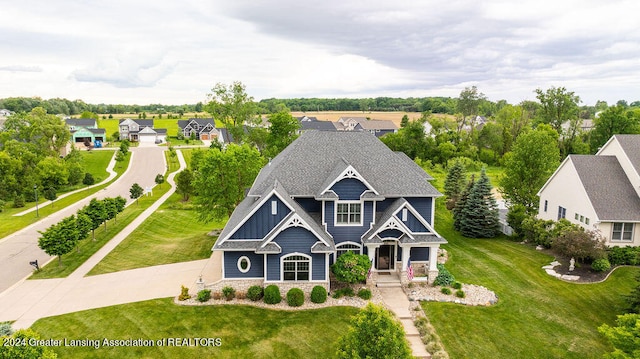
[379,287,431,359]
[0,150,206,330]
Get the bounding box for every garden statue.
[569,257,575,272]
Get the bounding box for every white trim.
[320,164,379,196]
[394,201,440,236]
[334,200,364,226]
[218,189,294,244]
[280,252,312,281]
[372,200,377,225]
[335,241,363,262]
[271,200,277,215]
[263,254,267,280]
[221,251,226,278]
[611,222,635,242]
[325,253,330,282]
[401,208,408,221]
[237,256,251,273]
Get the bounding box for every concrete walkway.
[0,150,207,329]
[379,287,431,359]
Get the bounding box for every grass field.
[291,111,453,127]
[31,299,358,358]
[80,150,114,183]
[88,193,223,275]
[0,151,128,239]
[422,170,636,358]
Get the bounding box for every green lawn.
[31,299,358,358]
[88,193,223,275]
[422,189,636,358]
[80,150,114,183]
[0,151,128,239]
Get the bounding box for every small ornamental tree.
[38,216,78,266]
[113,196,126,223]
[83,172,95,185]
[43,187,57,208]
[75,212,92,252]
[332,251,371,284]
[130,183,144,205]
[0,329,58,359]
[82,198,106,240]
[458,168,500,238]
[336,303,412,359]
[176,169,195,201]
[155,173,165,188]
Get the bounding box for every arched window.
[336,243,362,258]
[282,254,310,281]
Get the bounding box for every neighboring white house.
[537,134,640,246]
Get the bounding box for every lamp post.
[34,185,39,218]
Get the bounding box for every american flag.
[407,257,414,281]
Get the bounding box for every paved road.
[0,146,167,293]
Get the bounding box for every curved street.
[0,146,167,293]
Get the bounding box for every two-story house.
[119,119,167,143]
[334,117,398,137]
[177,118,219,141]
[65,118,105,147]
[537,134,640,246]
[212,130,446,291]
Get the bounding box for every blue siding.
[326,201,374,244]
[376,129,395,138]
[397,246,402,261]
[295,197,321,213]
[410,247,430,261]
[406,197,434,225]
[379,229,403,238]
[376,198,396,212]
[265,226,327,281]
[401,209,429,232]
[230,195,290,239]
[224,251,264,278]
[331,178,368,200]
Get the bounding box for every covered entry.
[375,242,396,270]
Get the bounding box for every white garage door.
[139,134,156,143]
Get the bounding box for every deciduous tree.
[82,198,106,240]
[154,174,164,188]
[38,216,78,266]
[204,81,258,143]
[175,169,195,201]
[500,125,560,214]
[129,183,143,205]
[590,105,640,152]
[194,144,264,222]
[598,313,640,358]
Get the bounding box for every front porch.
[364,241,440,284]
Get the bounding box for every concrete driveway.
[0,146,167,293]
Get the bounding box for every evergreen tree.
[459,168,500,238]
[444,159,466,210]
[453,174,475,231]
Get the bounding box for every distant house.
[119,119,166,143]
[65,118,105,146]
[561,119,594,134]
[295,116,337,134]
[177,118,219,140]
[537,134,640,246]
[212,131,446,291]
[0,109,13,129]
[334,117,398,137]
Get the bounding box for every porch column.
[365,244,376,265]
[428,245,438,270]
[400,245,410,273]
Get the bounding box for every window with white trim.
[557,206,566,220]
[336,243,361,258]
[282,255,310,281]
[271,200,277,215]
[237,256,251,273]
[612,223,634,242]
[336,202,362,225]
[401,208,408,221]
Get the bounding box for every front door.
[376,244,395,270]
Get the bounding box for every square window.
[336,202,362,225]
[580,215,584,222]
[575,213,579,220]
[585,218,590,225]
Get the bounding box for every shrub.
[0,322,13,336]
[331,251,372,284]
[311,285,327,303]
[506,204,528,237]
[236,291,246,300]
[83,172,95,185]
[441,287,452,295]
[592,258,611,272]
[608,246,640,266]
[433,264,455,286]
[456,290,466,298]
[357,288,372,300]
[521,217,555,248]
[452,282,462,290]
[247,285,264,302]
[0,199,5,213]
[13,194,24,208]
[197,289,211,302]
[333,287,355,298]
[264,284,281,304]
[212,292,222,300]
[552,228,607,262]
[222,286,235,301]
[287,288,305,307]
[178,285,191,301]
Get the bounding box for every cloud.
[0,65,43,73]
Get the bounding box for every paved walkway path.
[0,146,165,293]
[0,150,207,329]
[379,287,431,359]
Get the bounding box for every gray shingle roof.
[571,155,640,221]
[300,121,337,131]
[178,118,215,130]
[66,118,97,127]
[249,131,441,198]
[613,135,640,176]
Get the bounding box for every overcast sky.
[1,0,639,106]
